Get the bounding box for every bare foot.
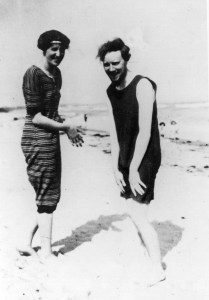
[38,250,56,262]
[39,251,65,266]
[16,245,37,257]
[147,268,166,287]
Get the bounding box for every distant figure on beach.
[170,120,179,139]
[84,113,88,122]
[19,30,83,262]
[159,122,166,137]
[97,38,165,286]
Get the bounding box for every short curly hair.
[97,38,131,62]
[37,30,70,52]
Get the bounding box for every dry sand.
[0,103,209,299]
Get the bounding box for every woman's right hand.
[113,169,126,193]
[65,125,84,147]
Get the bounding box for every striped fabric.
[21,65,62,208]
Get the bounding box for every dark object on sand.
[159,122,166,137]
[0,107,11,113]
[159,122,165,127]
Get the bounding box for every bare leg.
[37,212,54,260]
[16,218,38,256]
[126,199,165,286]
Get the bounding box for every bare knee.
[126,200,151,229]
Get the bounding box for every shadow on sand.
[52,215,183,259]
[153,220,184,258]
[52,214,126,254]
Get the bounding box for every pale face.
[103,50,127,85]
[45,43,65,68]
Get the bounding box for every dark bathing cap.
[37,30,70,51]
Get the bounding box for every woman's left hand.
[63,119,84,147]
[66,127,84,147]
[129,169,146,196]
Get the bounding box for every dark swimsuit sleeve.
[22,67,43,117]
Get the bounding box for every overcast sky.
[0,0,208,106]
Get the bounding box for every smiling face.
[103,50,127,86]
[44,43,65,68]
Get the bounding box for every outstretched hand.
[65,125,84,147]
[114,169,126,193]
[129,169,146,196]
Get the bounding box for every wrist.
[129,165,138,173]
[63,124,69,132]
[112,166,118,173]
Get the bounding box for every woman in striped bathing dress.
[19,30,83,261]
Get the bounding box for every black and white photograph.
[0,0,208,299]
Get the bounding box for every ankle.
[151,262,164,272]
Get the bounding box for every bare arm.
[32,113,83,146]
[107,103,119,171]
[32,112,68,131]
[129,78,155,195]
[107,102,126,192]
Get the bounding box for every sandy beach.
[0,103,209,300]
